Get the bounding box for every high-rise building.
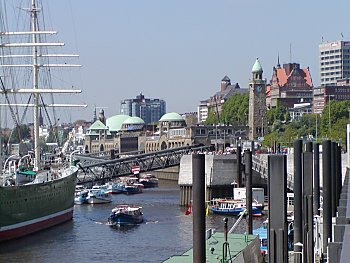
[120,93,166,124]
[319,41,350,86]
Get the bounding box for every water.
[0,181,266,263]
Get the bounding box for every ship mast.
[31,0,40,170]
[0,0,87,171]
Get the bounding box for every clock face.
[255,85,262,92]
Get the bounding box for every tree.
[220,93,249,125]
[9,124,31,143]
[205,107,220,125]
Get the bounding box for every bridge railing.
[252,154,294,190]
[76,145,211,184]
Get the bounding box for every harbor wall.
[152,166,179,181]
[179,154,254,206]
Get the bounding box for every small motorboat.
[108,205,143,226]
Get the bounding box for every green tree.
[220,93,249,125]
[205,107,219,125]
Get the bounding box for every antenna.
[289,43,292,63]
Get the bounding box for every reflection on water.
[0,180,265,263]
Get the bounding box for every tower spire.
[277,53,281,68]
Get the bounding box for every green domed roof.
[251,58,263,73]
[123,116,145,125]
[106,115,130,132]
[159,112,184,122]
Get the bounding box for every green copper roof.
[164,232,259,262]
[251,58,263,73]
[123,116,145,125]
[106,114,130,132]
[159,112,184,122]
[88,120,107,130]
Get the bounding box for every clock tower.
[248,58,267,141]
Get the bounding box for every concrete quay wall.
[152,166,179,181]
[178,154,241,206]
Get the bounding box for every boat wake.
[145,220,159,224]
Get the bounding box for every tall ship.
[0,0,86,241]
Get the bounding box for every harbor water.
[0,181,266,263]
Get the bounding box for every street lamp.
[327,94,335,137]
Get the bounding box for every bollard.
[268,155,288,263]
[322,140,332,256]
[192,154,206,263]
[245,150,253,234]
[302,152,314,263]
[305,141,313,152]
[313,143,320,216]
[237,146,242,187]
[293,139,303,263]
[331,142,337,217]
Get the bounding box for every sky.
[2,0,350,124]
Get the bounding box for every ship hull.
[0,167,78,242]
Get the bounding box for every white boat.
[86,185,112,204]
[75,189,89,205]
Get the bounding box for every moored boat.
[74,189,89,205]
[0,0,85,241]
[209,198,264,217]
[139,174,159,188]
[0,167,78,242]
[86,186,112,204]
[108,205,143,226]
[106,182,124,194]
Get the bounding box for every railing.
[252,154,294,190]
[76,145,210,184]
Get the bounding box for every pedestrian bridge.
[75,145,210,184]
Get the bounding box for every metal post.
[302,152,314,263]
[0,137,3,186]
[313,143,320,216]
[322,140,332,257]
[223,217,228,259]
[268,155,288,263]
[293,139,303,263]
[305,141,312,152]
[237,145,242,187]
[245,150,253,234]
[331,142,337,217]
[336,145,342,207]
[347,124,350,168]
[192,154,206,263]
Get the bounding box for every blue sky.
[3,0,350,123]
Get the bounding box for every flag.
[185,204,192,215]
[341,32,344,38]
[206,206,209,216]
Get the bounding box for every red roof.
[275,67,312,87]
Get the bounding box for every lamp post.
[327,94,335,137]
